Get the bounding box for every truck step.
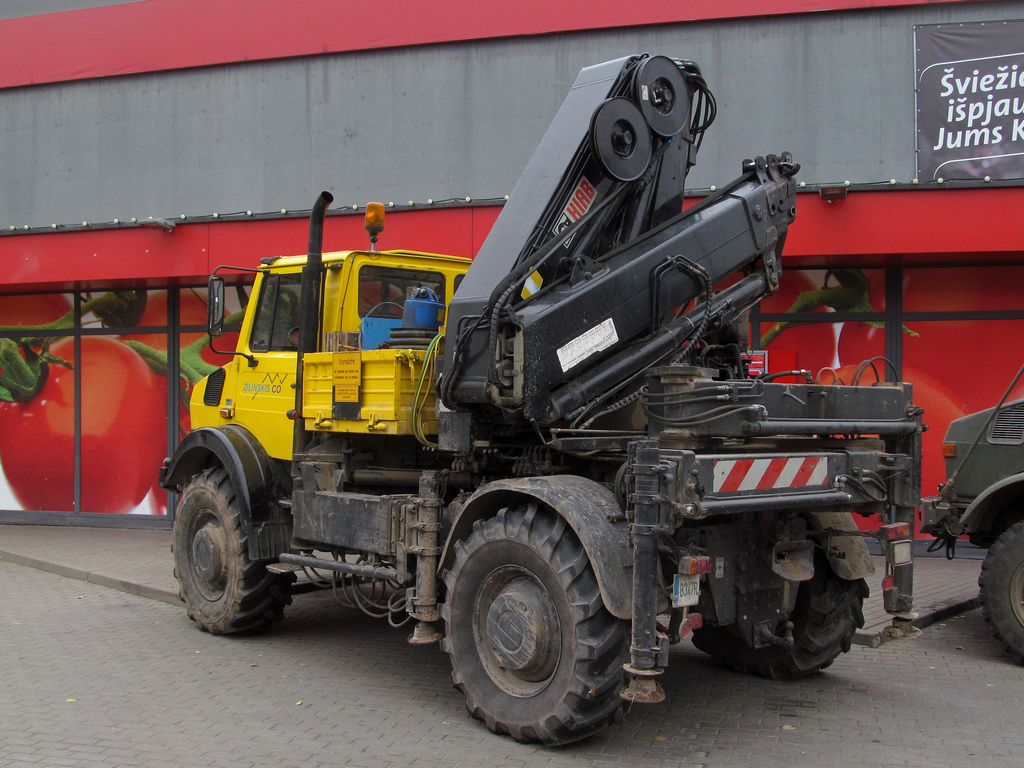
[266,562,305,574]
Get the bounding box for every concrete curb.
[0,550,181,606]
[852,595,981,648]
[914,596,982,629]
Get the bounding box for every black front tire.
[979,520,1024,664]
[692,554,867,680]
[441,504,628,745]
[172,468,293,634]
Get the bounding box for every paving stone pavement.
[0,525,985,644]
[0,540,1018,768]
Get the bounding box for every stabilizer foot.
[883,612,922,640]
[619,664,665,704]
[408,620,443,645]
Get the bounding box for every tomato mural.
[0,294,72,327]
[0,287,249,517]
[0,336,166,513]
[119,289,241,513]
[120,289,238,366]
[901,269,1024,498]
[758,270,838,376]
[0,268,1020,530]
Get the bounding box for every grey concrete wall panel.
[0,1,135,21]
[0,2,1017,230]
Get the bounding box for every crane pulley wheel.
[634,56,691,138]
[591,97,653,182]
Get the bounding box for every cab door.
[231,270,304,459]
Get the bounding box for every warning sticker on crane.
[521,270,544,300]
[556,317,618,373]
[712,456,828,493]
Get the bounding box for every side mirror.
[207,275,225,337]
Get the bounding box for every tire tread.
[692,554,866,681]
[173,468,293,635]
[440,504,628,745]
[979,519,1024,664]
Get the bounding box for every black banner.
[916,20,1024,181]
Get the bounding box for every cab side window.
[249,273,303,352]
[358,266,445,319]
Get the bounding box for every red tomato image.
[903,367,967,499]
[119,290,212,514]
[0,294,74,381]
[0,294,72,327]
[903,319,1024,417]
[759,270,838,377]
[119,289,237,366]
[902,268,1024,413]
[903,266,1024,314]
[837,320,886,371]
[0,336,167,514]
[836,269,887,370]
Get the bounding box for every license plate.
[672,573,700,608]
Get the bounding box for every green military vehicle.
[922,374,1024,662]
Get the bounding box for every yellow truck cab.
[191,249,470,460]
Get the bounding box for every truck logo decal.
[242,372,288,397]
[713,456,828,493]
[552,176,597,235]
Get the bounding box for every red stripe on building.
[0,206,502,292]
[0,0,977,90]
[5,187,1020,293]
[783,187,1024,263]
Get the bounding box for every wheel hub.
[1011,562,1024,626]
[485,576,559,682]
[190,519,228,600]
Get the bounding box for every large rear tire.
[172,468,293,634]
[692,553,866,680]
[979,520,1024,664]
[441,504,628,745]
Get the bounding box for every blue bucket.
[402,287,445,330]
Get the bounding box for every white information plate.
[556,318,618,372]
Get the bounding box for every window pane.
[904,267,1024,313]
[0,334,76,513]
[78,335,168,514]
[0,292,74,329]
[0,292,77,513]
[250,274,302,353]
[904,319,1024,497]
[358,266,445,319]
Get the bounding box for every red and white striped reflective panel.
[712,456,829,493]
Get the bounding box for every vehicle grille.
[989,403,1024,445]
[203,368,226,406]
